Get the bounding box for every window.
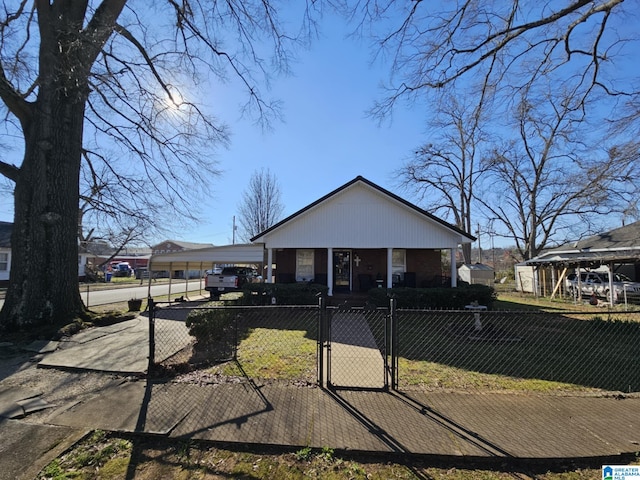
[296,249,315,282]
[0,253,7,271]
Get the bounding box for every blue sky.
[2,6,633,250]
[0,11,430,248]
[177,14,428,246]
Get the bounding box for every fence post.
[233,313,239,361]
[389,297,398,391]
[148,297,155,371]
[317,294,325,387]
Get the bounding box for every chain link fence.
[149,301,319,384]
[148,299,640,396]
[395,308,640,394]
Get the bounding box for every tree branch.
[0,158,20,181]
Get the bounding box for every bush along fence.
[147,295,640,395]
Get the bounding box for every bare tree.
[0,1,319,329]
[356,1,639,257]
[350,1,637,123]
[238,168,284,241]
[77,158,173,253]
[396,94,489,263]
[479,91,640,260]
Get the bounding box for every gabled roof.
[152,240,215,250]
[251,176,475,244]
[527,221,640,266]
[570,221,640,250]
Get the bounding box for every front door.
[333,250,351,292]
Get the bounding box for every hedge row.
[239,282,330,306]
[367,284,497,309]
[237,283,496,308]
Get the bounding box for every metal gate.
[320,299,393,390]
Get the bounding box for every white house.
[149,176,476,296]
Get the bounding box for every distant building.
[151,240,214,279]
[151,240,213,255]
[458,263,495,286]
[0,221,11,285]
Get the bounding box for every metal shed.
[458,263,495,286]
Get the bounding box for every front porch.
[266,247,457,296]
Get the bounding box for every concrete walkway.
[38,316,191,375]
[329,312,386,389]
[46,379,640,461]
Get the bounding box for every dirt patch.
[0,343,127,424]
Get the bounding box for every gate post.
[389,297,398,390]
[148,297,155,372]
[317,295,325,386]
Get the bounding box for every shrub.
[240,282,329,305]
[367,284,497,309]
[185,307,236,347]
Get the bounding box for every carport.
[525,221,640,304]
[147,243,266,299]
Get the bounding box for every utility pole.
[476,223,482,263]
[232,216,236,244]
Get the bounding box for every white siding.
[259,182,463,249]
[0,248,9,281]
[515,264,536,293]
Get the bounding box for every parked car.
[205,266,262,299]
[566,270,640,301]
[113,262,134,277]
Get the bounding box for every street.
[0,279,206,309]
[81,279,206,307]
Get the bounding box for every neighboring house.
[251,176,475,295]
[152,240,214,255]
[150,176,476,296]
[0,222,156,284]
[151,240,214,279]
[0,221,11,285]
[0,222,90,282]
[524,221,640,297]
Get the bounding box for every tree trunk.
[0,88,87,330]
[461,243,472,265]
[0,1,128,330]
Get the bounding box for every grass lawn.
[394,308,640,393]
[39,430,637,480]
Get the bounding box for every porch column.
[607,262,615,303]
[387,248,393,288]
[267,248,273,284]
[450,248,457,287]
[327,247,333,296]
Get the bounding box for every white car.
[566,271,640,301]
